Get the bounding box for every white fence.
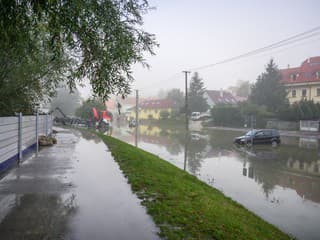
[0,113,52,172]
[300,120,319,132]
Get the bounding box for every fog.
[79,0,320,99]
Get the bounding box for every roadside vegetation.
[208,59,320,128]
[98,134,291,240]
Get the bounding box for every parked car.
[129,119,136,128]
[233,129,281,145]
[191,112,201,121]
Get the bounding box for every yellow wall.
[285,83,320,104]
[128,108,172,120]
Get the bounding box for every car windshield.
[245,130,257,136]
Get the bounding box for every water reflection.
[235,144,320,202]
[116,124,320,191]
[113,124,320,239]
[0,193,77,239]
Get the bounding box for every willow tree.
[0,0,157,115]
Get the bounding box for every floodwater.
[0,128,159,239]
[113,123,320,240]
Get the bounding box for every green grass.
[98,134,292,240]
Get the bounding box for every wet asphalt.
[0,128,159,240]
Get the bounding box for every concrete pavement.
[0,128,159,240]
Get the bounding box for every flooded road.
[113,124,320,240]
[0,128,159,239]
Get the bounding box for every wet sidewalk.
[0,128,159,239]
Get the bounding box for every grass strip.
[98,134,292,240]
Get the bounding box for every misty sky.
[79,0,320,98]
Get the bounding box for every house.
[280,57,320,104]
[115,96,137,118]
[203,90,238,108]
[128,99,174,120]
[105,96,149,119]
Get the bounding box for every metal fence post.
[50,114,53,136]
[18,112,22,161]
[45,113,48,136]
[36,110,39,153]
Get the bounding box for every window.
[292,89,296,97]
[264,130,272,136]
[302,89,307,97]
[255,131,264,137]
[316,71,320,80]
[290,73,298,80]
[317,88,320,97]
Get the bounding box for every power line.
[137,26,320,93]
[189,25,320,71]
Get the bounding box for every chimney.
[287,64,290,69]
[220,89,223,98]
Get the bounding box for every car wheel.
[271,140,278,147]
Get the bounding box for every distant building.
[280,56,320,104]
[128,99,174,120]
[106,96,149,119]
[203,90,238,108]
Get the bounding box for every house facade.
[280,57,320,104]
[128,99,174,120]
[203,90,237,108]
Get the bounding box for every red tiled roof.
[280,56,320,84]
[139,99,174,109]
[205,90,237,104]
[119,97,136,105]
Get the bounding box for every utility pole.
[135,89,139,147]
[183,71,191,131]
[135,89,139,124]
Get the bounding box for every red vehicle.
[92,107,112,132]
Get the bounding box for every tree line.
[211,59,320,128]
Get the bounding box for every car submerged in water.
[233,129,281,146]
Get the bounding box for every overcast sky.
[79,0,320,99]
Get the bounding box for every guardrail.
[0,113,52,172]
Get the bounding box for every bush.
[277,100,320,121]
[210,102,274,128]
[239,102,274,128]
[211,105,243,127]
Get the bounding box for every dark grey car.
[234,129,281,145]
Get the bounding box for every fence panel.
[22,116,36,150]
[300,120,319,132]
[0,114,52,172]
[0,117,19,165]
